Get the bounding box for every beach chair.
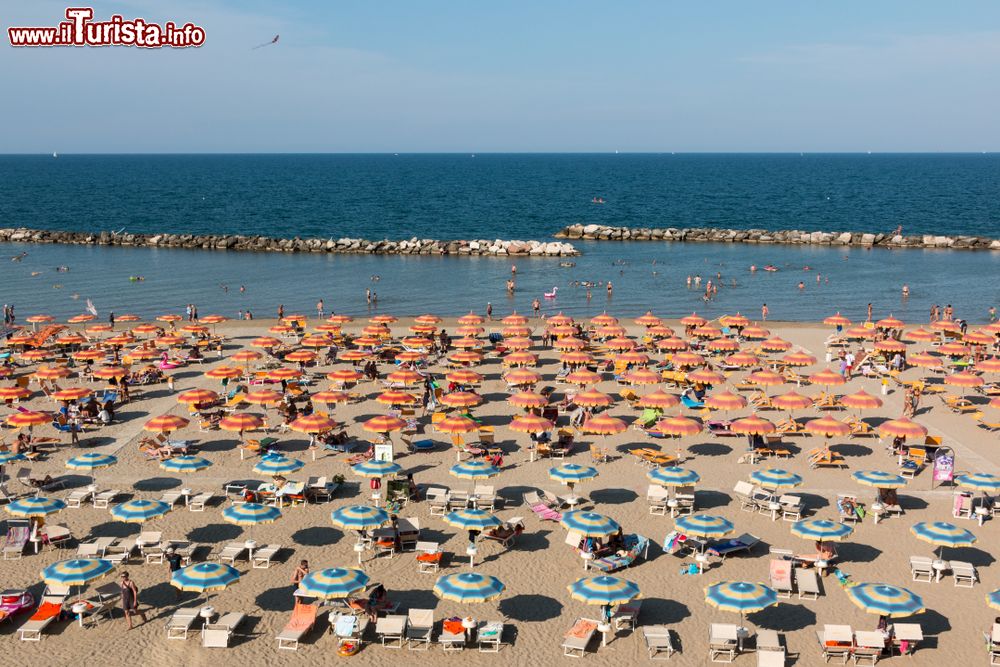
[405,609,434,650]
[397,517,420,551]
[251,544,281,569]
[734,481,760,512]
[426,487,450,516]
[707,533,760,559]
[562,618,599,658]
[215,541,247,564]
[305,476,333,503]
[709,623,739,662]
[92,488,121,508]
[524,491,563,521]
[17,586,68,641]
[674,485,696,516]
[796,568,821,599]
[276,601,319,650]
[202,611,246,647]
[438,620,466,651]
[160,490,183,506]
[591,534,649,572]
[910,556,934,583]
[769,559,794,598]
[415,541,443,573]
[376,614,408,648]
[816,624,853,664]
[473,484,497,511]
[187,491,215,512]
[952,492,974,519]
[65,488,93,508]
[647,484,670,515]
[852,630,883,666]
[951,560,977,587]
[642,625,675,660]
[2,522,30,561]
[778,494,803,521]
[610,598,642,633]
[165,607,201,639]
[837,495,865,523]
[105,537,137,565]
[478,620,504,652]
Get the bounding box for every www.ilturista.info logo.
[7,7,206,48]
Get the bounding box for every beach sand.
[2,317,997,666]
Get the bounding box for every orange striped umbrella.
[409,324,438,335]
[268,367,303,381]
[205,366,243,379]
[706,338,740,352]
[938,342,971,356]
[691,326,721,338]
[376,390,419,406]
[369,314,397,324]
[85,324,113,334]
[680,313,706,327]
[671,352,705,367]
[128,348,162,360]
[449,351,483,364]
[326,315,354,324]
[328,369,364,383]
[395,351,426,363]
[301,336,334,348]
[623,368,661,385]
[604,337,636,351]
[560,351,594,366]
[503,369,541,386]
[771,391,814,410]
[313,390,350,404]
[5,335,33,346]
[687,369,724,385]
[615,352,650,365]
[804,416,851,437]
[290,414,338,433]
[931,319,961,332]
[977,358,1000,373]
[72,349,105,361]
[415,314,442,325]
[6,411,51,427]
[547,312,574,326]
[385,369,424,385]
[597,326,627,339]
[747,370,785,387]
[156,314,182,322]
[574,390,614,408]
[990,396,1000,409]
[176,389,219,405]
[502,312,529,325]
[760,337,792,352]
[553,337,586,350]
[200,315,228,324]
[51,387,92,401]
[313,324,342,333]
[155,335,185,346]
[33,365,72,380]
[781,352,816,367]
[503,351,538,366]
[839,390,883,411]
[92,366,127,380]
[547,325,578,338]
[944,371,984,389]
[67,314,95,324]
[905,328,937,343]
[581,415,628,435]
[280,315,307,325]
[590,313,618,327]
[284,350,317,363]
[565,369,602,386]
[874,340,907,354]
[721,313,749,328]
[636,390,680,410]
[436,415,479,434]
[0,386,32,401]
[246,389,283,405]
[232,350,263,363]
[21,350,51,361]
[444,369,484,385]
[508,392,548,409]
[115,314,140,322]
[362,415,407,433]
[878,418,927,440]
[964,331,994,346]
[502,326,531,337]
[823,312,851,327]
[55,334,87,345]
[809,369,847,386]
[656,337,689,351]
[26,315,54,324]
[457,312,485,325]
[654,415,702,436]
[338,350,370,361]
[504,337,533,350]
[741,326,770,340]
[452,337,484,349]
[251,337,281,348]
[456,325,484,337]
[509,415,554,433]
[269,325,294,334]
[180,325,209,335]
[634,311,662,327]
[362,325,391,337]
[730,415,776,435]
[144,414,190,432]
[439,391,483,409]
[647,324,675,338]
[704,391,747,411]
[401,337,434,348]
[725,352,760,368]
[876,315,905,329]
[907,353,942,369]
[132,324,160,335]
[220,413,264,434]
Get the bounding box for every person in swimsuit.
[120,571,147,629]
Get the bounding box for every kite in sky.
[252,35,279,50]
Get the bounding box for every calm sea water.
[0,154,998,323]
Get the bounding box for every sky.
[2,0,999,153]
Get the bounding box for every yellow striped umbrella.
[144,415,190,432]
[290,414,338,433]
[448,351,483,364]
[653,414,702,436]
[623,368,661,385]
[176,389,219,405]
[156,314,182,323]
[34,365,72,380]
[823,312,851,327]
[581,415,628,435]
[876,316,905,329]
[730,415,776,435]
[804,416,851,437]
[547,312,574,326]
[741,326,770,340]
[509,415,554,433]
[251,337,281,348]
[387,369,424,385]
[706,338,739,353]
[219,413,264,435]
[687,369,724,385]
[415,314,442,325]
[691,326,721,338]
[328,369,364,383]
[907,353,942,369]
[671,352,705,367]
[458,312,485,325]
[552,337,586,351]
[267,367,303,381]
[874,339,907,354]
[155,335,185,346]
[301,335,334,348]
[508,392,548,409]
[503,351,538,367]
[760,337,791,352]
[395,351,426,363]
[704,391,747,412]
[67,314,95,324]
[312,390,350,404]
[439,391,483,409]
[231,350,263,363]
[574,390,614,408]
[839,390,883,411]
[375,390,419,406]
[905,328,937,343]
[565,369,602,386]
[327,315,354,324]
[931,319,961,333]
[51,387,92,401]
[369,314,397,324]
[447,369,484,385]
[21,350,51,362]
[132,324,160,335]
[634,311,661,327]
[878,418,928,440]
[6,411,52,428]
[721,313,749,328]
[361,415,407,433]
[205,366,243,379]
[245,389,283,405]
[452,337,484,349]
[436,415,479,434]
[503,337,533,350]
[55,334,87,345]
[351,337,380,348]
[284,350,317,363]
[781,352,816,367]
[502,312,529,325]
[747,370,785,387]
[560,351,594,366]
[656,337,689,352]
[724,352,760,367]
[771,391,813,410]
[615,351,650,366]
[502,326,531,337]
[0,386,32,401]
[636,390,680,410]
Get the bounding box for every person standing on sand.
[532,298,540,317]
[291,559,309,596]
[109,311,115,327]
[761,304,768,321]
[120,571,147,629]
[990,306,997,323]
[164,547,183,599]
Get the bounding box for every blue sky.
[2,0,999,152]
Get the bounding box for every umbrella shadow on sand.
[257,585,296,613]
[688,443,733,457]
[749,603,816,632]
[907,608,950,636]
[291,526,344,547]
[87,520,138,539]
[643,597,692,625]
[392,588,440,610]
[133,477,181,492]
[499,594,562,622]
[695,490,732,511]
[187,523,241,543]
[943,546,995,568]
[589,487,638,505]
[838,542,882,564]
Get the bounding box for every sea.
[0,153,998,324]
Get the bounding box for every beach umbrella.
[560,511,620,537]
[648,466,701,487]
[687,369,724,386]
[444,508,501,532]
[290,413,338,434]
[654,415,703,436]
[444,369,484,385]
[352,336,381,348]
[553,337,586,351]
[231,350,263,364]
[965,331,995,346]
[781,352,817,367]
[590,313,618,327]
[771,391,813,410]
[219,413,264,439]
[434,572,504,603]
[245,388,283,406]
[852,471,906,489]
[111,499,171,523]
[844,326,875,340]
[301,335,335,348]
[253,455,305,476]
[647,324,675,338]
[564,369,602,386]
[846,583,924,618]
[298,567,369,599]
[375,390,418,406]
[439,391,483,409]
[223,502,281,527]
[706,338,740,353]
[92,366,127,380]
[760,338,792,353]
[502,312,529,326]
[251,336,281,349]
[6,496,66,517]
[877,418,927,440]
[326,314,354,324]
[636,390,679,410]
[704,391,747,412]
[623,368,660,385]
[574,389,614,408]
[823,313,851,327]
[160,455,212,474]
[634,311,662,327]
[267,367,303,381]
[171,562,240,600]
[731,415,776,435]
[605,337,637,351]
[0,452,27,466]
[676,514,734,538]
[874,339,906,354]
[705,581,777,621]
[51,387,91,402]
[549,463,599,503]
[34,366,72,380]
[449,351,483,364]
[328,369,363,383]
[144,414,190,432]
[839,390,883,411]
[720,313,750,328]
[804,416,851,438]
[569,575,641,629]
[944,371,984,400]
[750,468,802,489]
[581,415,628,435]
[508,414,553,433]
[67,314,95,324]
[739,327,770,342]
[450,461,500,480]
[352,460,402,479]
[615,352,650,366]
[955,473,1000,492]
[284,350,318,363]
[876,316,905,329]
[911,521,976,560]
[176,389,221,406]
[132,324,160,336]
[790,519,853,543]
[154,335,185,347]
[0,386,32,401]
[502,351,538,366]
[938,342,971,356]
[436,415,479,434]
[5,410,51,430]
[205,366,242,380]
[42,558,113,587]
[680,313,707,327]
[72,349,106,361]
[65,452,117,486]
[548,325,579,338]
[452,337,484,349]
[656,337,689,352]
[976,358,1000,373]
[905,328,937,343]
[503,369,542,386]
[22,350,52,362]
[508,392,548,410]
[128,347,162,360]
[991,396,1000,409]
[691,326,722,339]
[394,351,426,363]
[330,505,390,531]
[725,352,760,368]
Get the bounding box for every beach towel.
[443,618,465,635]
[565,619,597,639]
[30,601,62,621]
[334,614,356,637]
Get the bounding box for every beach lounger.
[187,491,215,512]
[92,488,121,508]
[816,624,853,664]
[251,543,281,569]
[474,620,502,652]
[707,533,760,559]
[416,541,443,573]
[2,522,30,560]
[160,491,183,506]
[165,607,201,639]
[610,598,642,632]
[796,568,821,599]
[778,494,803,521]
[758,646,786,666]
[709,623,739,662]
[647,484,670,515]
[591,534,649,572]
[276,601,319,650]
[951,560,977,587]
[17,584,69,641]
[202,611,246,647]
[910,556,934,583]
[562,618,599,657]
[642,625,675,660]
[852,630,884,666]
[426,487,450,515]
[65,488,93,508]
[769,559,794,598]
[406,608,434,650]
[734,481,760,512]
[215,541,247,564]
[438,621,466,651]
[305,476,334,502]
[376,614,408,648]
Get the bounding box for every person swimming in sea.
[129,276,145,282]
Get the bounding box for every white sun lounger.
[405,608,434,650]
[92,489,121,508]
[562,618,599,658]
[166,608,201,639]
[796,568,821,599]
[642,625,675,660]
[251,544,281,569]
[376,614,408,648]
[216,542,247,564]
[276,602,320,651]
[65,488,93,508]
[202,612,246,647]
[187,492,215,512]
[17,586,69,641]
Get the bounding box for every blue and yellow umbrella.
[986,588,1000,611]
[648,466,701,487]
[569,576,641,606]
[0,452,27,465]
[444,508,501,532]
[298,567,370,599]
[549,464,599,484]
[330,505,390,531]
[352,460,403,478]
[110,499,171,523]
[676,514,734,538]
[911,521,976,548]
[253,455,305,476]
[222,502,281,526]
[171,562,241,592]
[449,461,500,480]
[560,511,620,537]
[433,572,505,603]
[705,581,778,615]
[846,583,924,617]
[956,473,1000,492]
[65,453,117,470]
[852,470,907,489]
[160,455,213,473]
[41,558,113,586]
[6,496,66,517]
[790,519,853,543]
[749,468,802,489]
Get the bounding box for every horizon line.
[2,150,996,157]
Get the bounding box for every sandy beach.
[2,314,999,667]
